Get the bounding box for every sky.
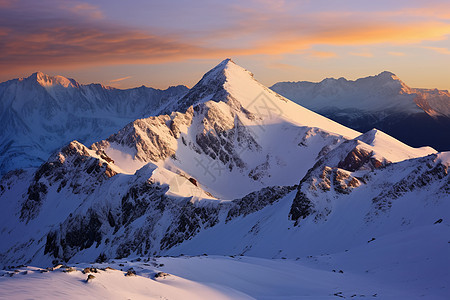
[1,0,450,90]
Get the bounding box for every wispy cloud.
[0,1,215,73]
[110,76,132,83]
[388,51,405,56]
[0,0,15,7]
[266,62,299,70]
[64,2,104,19]
[379,3,450,20]
[308,51,337,58]
[424,46,450,55]
[249,0,287,12]
[349,52,373,58]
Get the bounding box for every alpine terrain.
[271,72,450,151]
[0,72,188,176]
[0,59,449,299]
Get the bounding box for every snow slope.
[0,72,188,176]
[0,263,251,300]
[168,152,449,258]
[1,243,449,300]
[271,72,450,151]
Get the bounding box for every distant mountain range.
[271,71,450,151]
[0,72,188,176]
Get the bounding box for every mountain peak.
[217,58,233,68]
[201,58,251,82]
[27,71,79,88]
[165,58,255,112]
[31,71,45,78]
[356,128,384,146]
[377,70,396,78]
[26,71,44,82]
[373,71,407,85]
[356,128,435,162]
[374,71,412,94]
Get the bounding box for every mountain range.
[0,60,449,299]
[271,72,450,151]
[0,72,188,176]
[1,68,449,178]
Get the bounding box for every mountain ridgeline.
[0,72,188,176]
[1,68,448,178]
[271,72,450,151]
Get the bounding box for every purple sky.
[1,0,450,90]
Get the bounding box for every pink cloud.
[64,2,104,20]
[0,0,15,7]
[110,76,133,83]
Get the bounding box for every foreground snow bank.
[2,233,449,300]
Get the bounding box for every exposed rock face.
[39,181,295,262]
[1,133,297,264]
[370,157,449,215]
[338,148,380,172]
[45,211,104,261]
[163,59,230,114]
[93,108,195,163]
[226,186,297,221]
[159,201,222,251]
[21,182,48,221]
[289,191,314,225]
[93,99,264,174]
[290,139,448,227]
[31,147,446,264]
[289,139,390,224]
[116,183,295,256]
[193,102,261,171]
[20,141,117,222]
[332,169,361,194]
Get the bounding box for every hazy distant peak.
[376,70,396,78]
[27,71,79,88]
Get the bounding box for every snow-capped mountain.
[91,59,360,199]
[271,72,450,151]
[0,58,441,262]
[0,72,188,176]
[0,60,448,299]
